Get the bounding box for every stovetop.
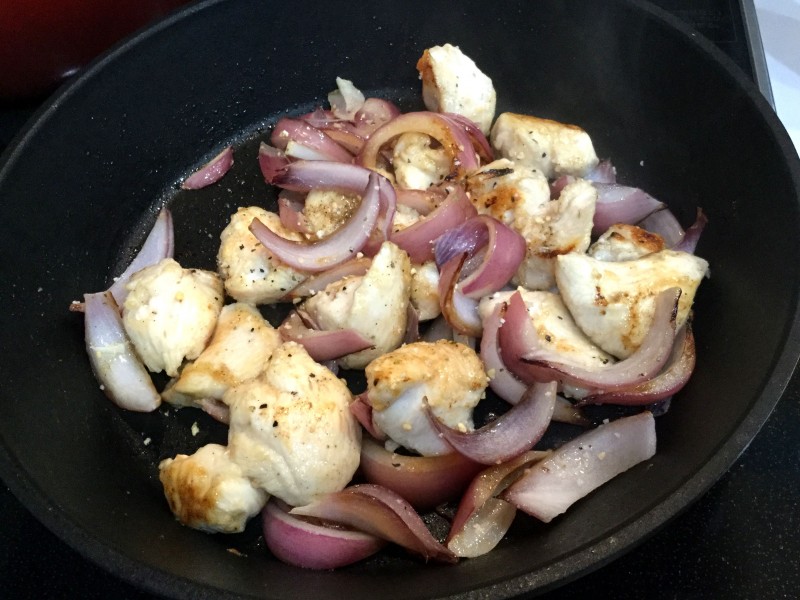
[2,1,798,599]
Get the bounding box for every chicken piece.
[365,340,488,456]
[392,132,451,190]
[410,260,441,321]
[302,189,360,239]
[302,241,412,369]
[417,44,496,134]
[159,443,267,533]
[161,303,282,408]
[588,224,665,262]
[226,342,361,506]
[217,206,308,304]
[467,159,597,289]
[392,203,424,232]
[122,258,223,377]
[491,112,599,179]
[555,250,709,358]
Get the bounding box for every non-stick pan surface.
[1,0,800,598]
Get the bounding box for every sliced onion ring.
[438,253,482,337]
[290,484,457,563]
[107,207,174,306]
[359,436,482,511]
[262,498,385,569]
[83,291,160,412]
[271,117,354,163]
[501,411,657,523]
[447,450,549,557]
[390,185,476,264]
[592,183,665,236]
[249,171,383,272]
[285,257,371,299]
[434,215,525,299]
[425,381,557,465]
[181,146,234,190]
[278,310,374,361]
[581,323,695,406]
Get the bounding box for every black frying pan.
[1,0,800,598]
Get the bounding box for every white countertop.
[755,0,800,152]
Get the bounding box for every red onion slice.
[352,98,402,136]
[359,436,482,510]
[425,381,557,465]
[585,159,617,184]
[358,111,480,176]
[290,484,457,563]
[181,146,234,190]
[438,253,482,337]
[107,208,174,306]
[278,310,374,361]
[271,118,354,163]
[497,291,576,385]
[350,394,385,441]
[480,302,529,403]
[441,113,494,163]
[83,291,160,412]
[285,256,371,299]
[395,187,447,215]
[258,142,291,184]
[447,450,548,557]
[447,498,516,558]
[501,411,657,523]
[672,208,708,254]
[390,185,477,264]
[270,159,371,192]
[582,324,695,406]
[434,215,526,299]
[263,499,385,569]
[249,171,383,272]
[519,288,681,391]
[637,207,685,247]
[196,397,231,425]
[277,192,311,234]
[592,183,665,236]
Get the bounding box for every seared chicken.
[365,340,489,456]
[303,189,360,239]
[392,132,451,190]
[159,443,267,533]
[161,302,282,407]
[410,260,441,321]
[122,258,223,377]
[226,342,361,506]
[555,250,709,358]
[217,206,308,304]
[303,241,412,369]
[490,112,599,179]
[588,223,665,262]
[467,160,597,289]
[417,44,497,134]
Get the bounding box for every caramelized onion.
[278,310,374,361]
